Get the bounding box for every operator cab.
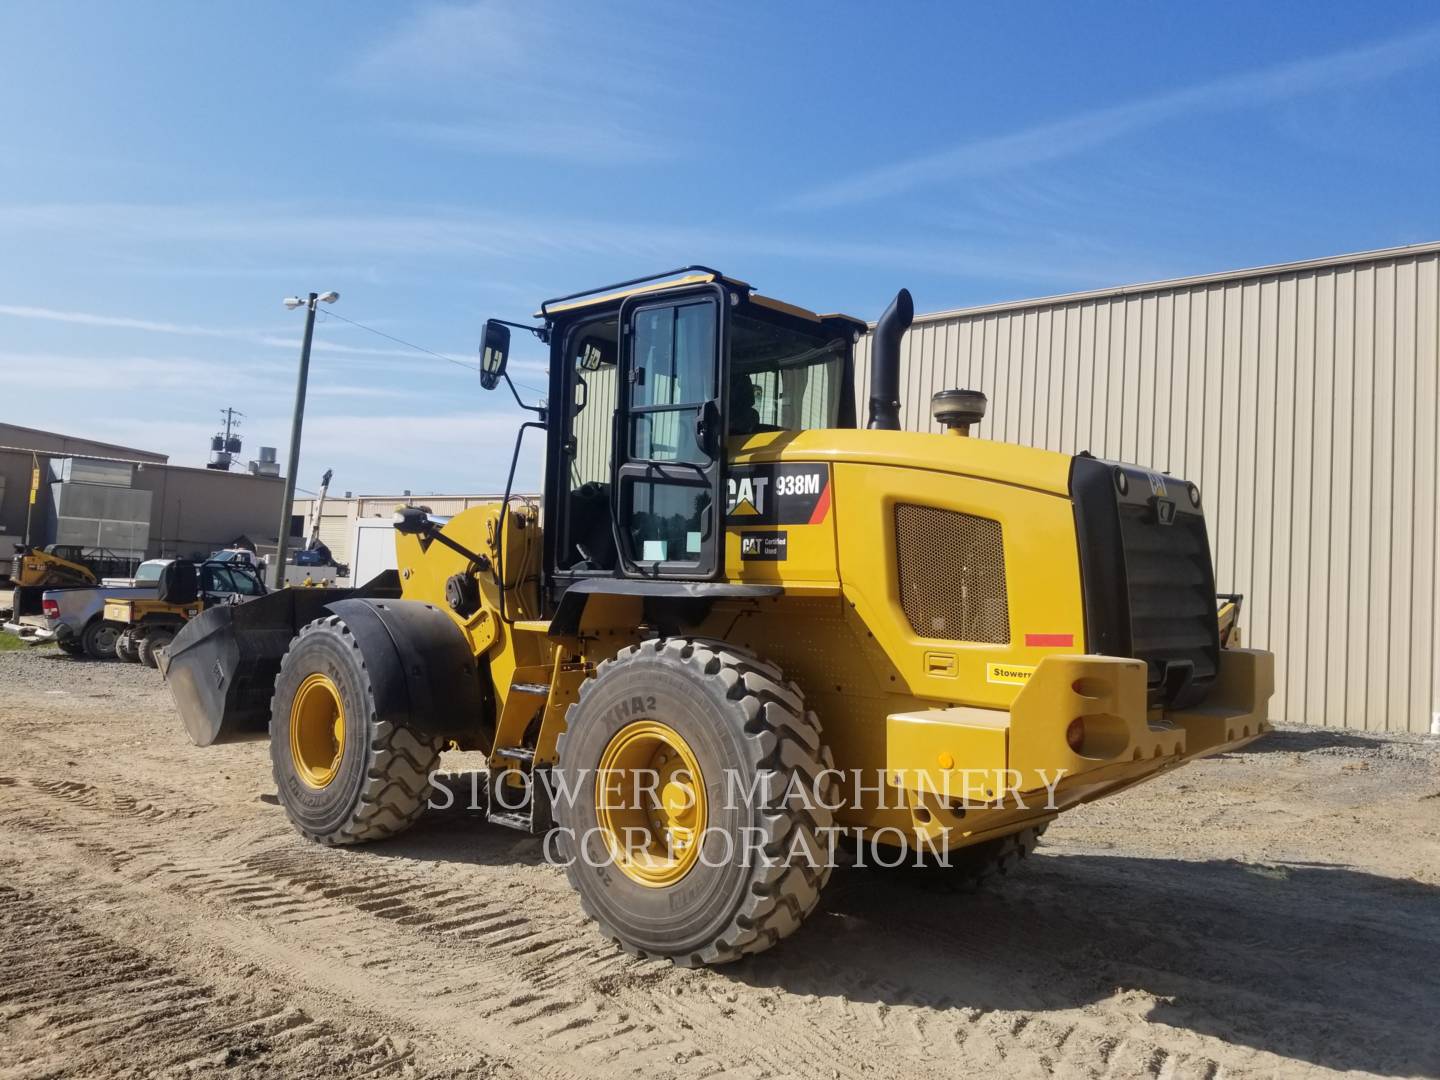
[478,267,865,605]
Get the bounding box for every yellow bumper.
[885,648,1275,835]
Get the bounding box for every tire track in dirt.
[7,658,1439,1080]
[0,754,1262,1080]
[0,764,1235,1080]
[0,764,755,1079]
[0,879,475,1079]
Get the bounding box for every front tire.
[555,639,836,966]
[115,629,141,663]
[269,615,443,845]
[138,628,174,669]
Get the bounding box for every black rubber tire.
[269,614,444,846]
[887,823,1048,893]
[138,629,174,669]
[555,638,836,966]
[57,638,85,656]
[114,630,141,663]
[80,619,123,661]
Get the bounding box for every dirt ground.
[1,638,1438,1080]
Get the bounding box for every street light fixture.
[270,290,339,588]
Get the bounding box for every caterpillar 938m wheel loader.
[163,267,1274,966]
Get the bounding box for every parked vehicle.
[32,564,168,658]
[109,560,266,666]
[5,558,265,660]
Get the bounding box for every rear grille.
[1070,456,1220,709]
[894,504,1010,643]
[1118,503,1217,689]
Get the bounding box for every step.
[510,682,550,696]
[487,811,532,833]
[494,746,535,764]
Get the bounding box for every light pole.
[271,290,339,588]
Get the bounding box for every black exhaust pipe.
[867,288,913,430]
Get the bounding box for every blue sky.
[2,3,1437,495]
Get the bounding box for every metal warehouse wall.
[856,242,1440,734]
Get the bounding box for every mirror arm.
[503,370,547,424]
[490,319,548,343]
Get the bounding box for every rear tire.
[892,823,1048,893]
[138,629,174,669]
[115,629,141,663]
[555,638,836,966]
[81,619,122,660]
[269,614,444,845]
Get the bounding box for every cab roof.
[536,266,867,332]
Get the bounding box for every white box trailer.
[348,517,399,586]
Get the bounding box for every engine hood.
[727,428,1074,498]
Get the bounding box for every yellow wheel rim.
[595,720,707,888]
[289,673,345,789]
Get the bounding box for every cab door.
[611,286,727,579]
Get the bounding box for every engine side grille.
[894,504,1010,643]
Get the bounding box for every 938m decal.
[726,464,831,526]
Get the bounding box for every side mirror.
[578,336,614,371]
[480,320,510,390]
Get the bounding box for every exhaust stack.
[867,288,914,430]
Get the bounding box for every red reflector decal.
[1025,633,1074,647]
[806,481,832,525]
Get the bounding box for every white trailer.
[348,517,399,586]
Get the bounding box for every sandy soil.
[1,640,1437,1080]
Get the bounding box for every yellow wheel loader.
[163,267,1274,965]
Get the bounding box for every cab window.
[728,313,846,436]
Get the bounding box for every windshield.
[729,313,846,435]
[201,565,264,596]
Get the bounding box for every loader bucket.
[160,572,400,746]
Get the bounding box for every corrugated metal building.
[858,241,1439,734]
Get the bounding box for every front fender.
[325,598,491,748]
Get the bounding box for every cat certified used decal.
[739,531,788,561]
[726,464,831,526]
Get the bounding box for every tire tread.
[270,615,443,846]
[557,637,836,966]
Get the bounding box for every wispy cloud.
[347,3,693,162]
[0,200,1112,287]
[0,350,289,391]
[0,304,255,338]
[0,302,480,368]
[791,20,1440,209]
[377,118,668,163]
